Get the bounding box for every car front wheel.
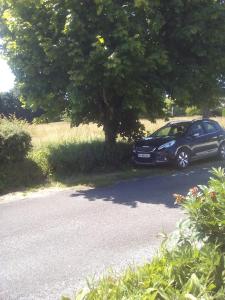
[176,149,190,169]
[218,142,225,160]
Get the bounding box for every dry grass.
[28,122,104,147]
[27,116,225,147]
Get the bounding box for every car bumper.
[132,150,175,166]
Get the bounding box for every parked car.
[132,119,225,169]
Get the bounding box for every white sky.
[0,58,15,92]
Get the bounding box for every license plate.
[138,153,151,158]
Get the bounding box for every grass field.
[27,116,225,147]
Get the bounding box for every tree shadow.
[70,162,218,208]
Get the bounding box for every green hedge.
[0,117,31,162]
[45,141,132,175]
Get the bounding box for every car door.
[187,122,209,158]
[202,121,220,154]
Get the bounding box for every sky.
[0,58,15,92]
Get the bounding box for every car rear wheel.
[218,142,225,160]
[176,149,190,169]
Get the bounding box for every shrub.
[46,141,132,175]
[29,147,52,176]
[185,106,201,116]
[66,243,224,300]
[0,159,45,194]
[0,117,32,162]
[175,167,225,246]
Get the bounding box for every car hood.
[135,136,176,148]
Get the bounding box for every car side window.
[203,121,219,134]
[154,126,171,137]
[188,123,205,136]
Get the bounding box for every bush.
[175,167,225,246]
[29,147,52,176]
[45,141,132,175]
[185,106,201,116]
[70,243,224,300]
[0,159,45,194]
[0,117,32,162]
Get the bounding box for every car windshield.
[152,123,190,138]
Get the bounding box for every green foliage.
[69,243,225,300]
[40,141,132,175]
[163,97,185,117]
[0,159,45,194]
[0,91,39,121]
[163,97,174,117]
[0,117,31,162]
[185,106,201,116]
[1,1,225,142]
[222,108,225,117]
[180,168,225,246]
[29,147,52,176]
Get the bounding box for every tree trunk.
[104,123,117,148]
[103,123,117,165]
[202,106,210,119]
[102,88,117,148]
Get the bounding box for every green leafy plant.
[175,168,225,246]
[65,243,224,300]
[45,141,132,175]
[0,117,32,162]
[185,106,201,116]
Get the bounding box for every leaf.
[96,35,104,44]
[183,274,201,295]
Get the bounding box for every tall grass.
[28,117,225,148]
[28,122,105,147]
[31,141,132,176]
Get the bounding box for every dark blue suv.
[132,119,225,169]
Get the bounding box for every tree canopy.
[1,0,225,143]
[0,91,42,121]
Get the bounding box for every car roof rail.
[168,120,192,126]
[192,117,209,121]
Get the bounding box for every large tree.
[1,0,225,144]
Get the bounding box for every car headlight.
[158,140,176,150]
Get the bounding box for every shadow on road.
[70,160,224,208]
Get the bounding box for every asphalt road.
[0,163,223,300]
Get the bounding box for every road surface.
[0,163,222,299]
